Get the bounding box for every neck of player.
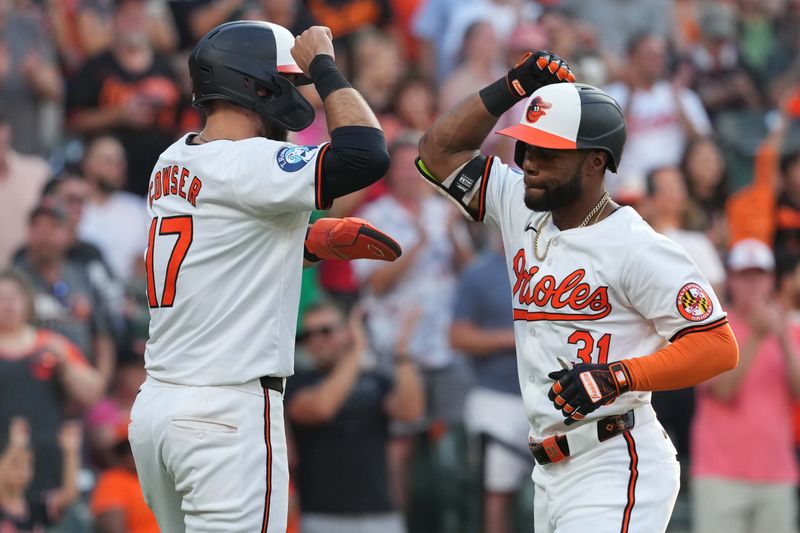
[551,187,616,231]
[200,107,261,141]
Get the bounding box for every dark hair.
[626,31,659,56]
[644,166,678,196]
[389,74,437,118]
[302,298,345,321]
[679,136,729,206]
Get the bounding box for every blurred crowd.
[0,0,800,532]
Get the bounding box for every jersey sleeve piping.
[477,156,494,222]
[315,143,332,210]
[668,316,729,342]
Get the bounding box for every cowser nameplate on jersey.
[510,249,612,321]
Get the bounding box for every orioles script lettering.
[511,248,612,321]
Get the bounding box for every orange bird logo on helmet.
[526,96,552,123]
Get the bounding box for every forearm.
[450,322,515,355]
[93,336,116,388]
[778,334,800,398]
[365,244,422,294]
[288,353,361,423]
[60,362,105,408]
[69,108,123,134]
[387,361,425,421]
[56,448,80,509]
[706,335,758,401]
[418,94,499,180]
[621,323,739,392]
[29,66,63,101]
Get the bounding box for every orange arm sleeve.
[622,323,739,391]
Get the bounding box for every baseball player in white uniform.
[416,51,740,532]
[128,21,401,533]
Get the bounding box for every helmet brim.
[496,124,576,150]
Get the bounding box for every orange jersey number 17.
[146,216,193,308]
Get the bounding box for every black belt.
[260,376,285,394]
[529,409,636,465]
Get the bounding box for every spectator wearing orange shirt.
[91,424,158,533]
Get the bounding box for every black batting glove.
[547,362,632,426]
[507,50,576,98]
[480,50,575,117]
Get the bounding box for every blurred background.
[0,0,799,532]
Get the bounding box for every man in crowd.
[451,229,533,533]
[286,300,424,533]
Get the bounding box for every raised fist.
[507,50,575,99]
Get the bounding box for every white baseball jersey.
[467,158,727,441]
[143,133,329,385]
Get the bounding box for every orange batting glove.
[304,217,402,263]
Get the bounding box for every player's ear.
[586,151,608,176]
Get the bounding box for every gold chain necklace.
[532,192,611,262]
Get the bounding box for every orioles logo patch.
[676,283,713,322]
[526,96,552,123]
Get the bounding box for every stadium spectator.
[680,136,729,247]
[450,231,532,533]
[689,2,761,123]
[0,0,63,156]
[351,30,406,115]
[67,0,182,196]
[0,270,102,495]
[78,136,149,282]
[0,418,83,532]
[13,203,116,387]
[691,239,800,533]
[0,115,50,269]
[382,74,438,144]
[561,0,671,57]
[604,33,712,202]
[776,148,800,265]
[353,131,472,389]
[243,0,317,36]
[353,131,473,512]
[738,0,783,90]
[439,21,504,112]
[643,166,726,292]
[286,301,423,533]
[46,0,114,75]
[90,423,158,533]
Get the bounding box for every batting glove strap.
[547,361,632,426]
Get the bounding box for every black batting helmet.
[497,83,626,172]
[189,21,315,131]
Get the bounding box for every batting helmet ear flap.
[253,76,315,132]
[514,141,526,168]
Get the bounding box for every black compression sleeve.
[319,126,390,205]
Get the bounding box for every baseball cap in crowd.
[727,238,775,272]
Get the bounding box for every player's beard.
[524,168,583,212]
[258,117,288,142]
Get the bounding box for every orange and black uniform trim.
[620,432,638,533]
[260,391,273,533]
[314,144,333,210]
[476,156,494,222]
[669,316,728,342]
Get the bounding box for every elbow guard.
[319,126,389,204]
[415,154,494,221]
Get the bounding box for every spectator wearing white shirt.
[604,33,712,202]
[78,136,149,281]
[353,132,473,510]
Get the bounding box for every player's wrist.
[608,361,632,394]
[479,76,521,118]
[309,54,351,101]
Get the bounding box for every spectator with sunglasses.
[286,300,424,533]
